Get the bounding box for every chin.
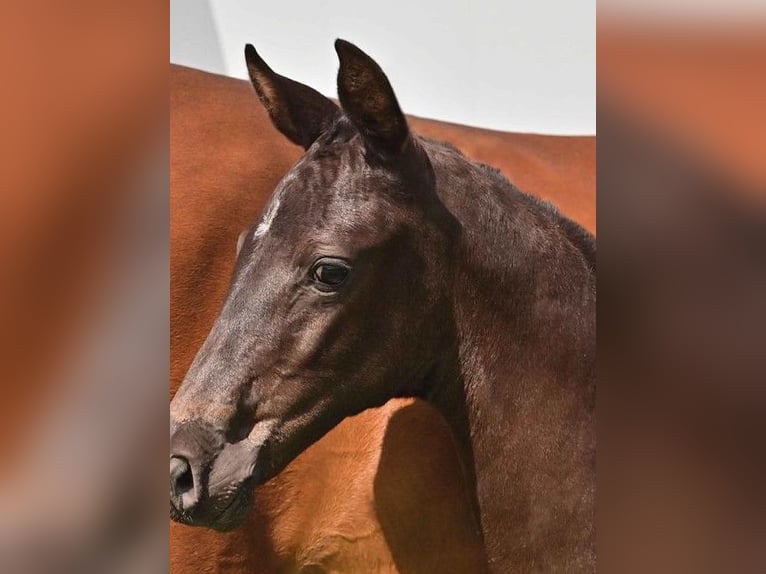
[170,481,253,531]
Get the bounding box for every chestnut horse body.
[171,61,594,573]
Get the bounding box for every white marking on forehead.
[252,165,303,241]
[253,196,281,239]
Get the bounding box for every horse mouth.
[207,485,252,531]
[168,418,278,531]
[169,480,252,531]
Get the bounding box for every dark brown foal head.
[169,40,459,529]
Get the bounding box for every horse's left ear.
[245,44,340,150]
[335,40,409,157]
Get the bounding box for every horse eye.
[311,258,351,289]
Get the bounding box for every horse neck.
[427,154,596,570]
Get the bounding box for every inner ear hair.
[245,44,340,150]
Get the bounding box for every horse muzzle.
[169,418,275,529]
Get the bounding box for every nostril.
[170,456,194,504]
[170,420,222,515]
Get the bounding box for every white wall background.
[171,0,595,135]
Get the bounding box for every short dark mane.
[426,136,596,273]
[514,188,596,273]
[314,117,357,152]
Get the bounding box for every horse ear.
[334,39,409,157]
[245,44,340,150]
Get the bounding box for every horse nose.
[170,455,197,511]
[169,419,225,515]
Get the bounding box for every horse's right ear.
[245,44,340,150]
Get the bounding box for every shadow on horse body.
[170,41,595,572]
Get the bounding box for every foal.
[170,40,595,572]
